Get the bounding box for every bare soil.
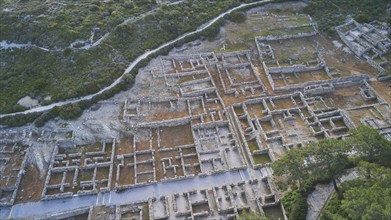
[15,164,45,203]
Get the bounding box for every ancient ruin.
[0,131,29,206]
[0,3,390,220]
[336,19,391,78]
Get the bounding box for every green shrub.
[202,19,224,41]
[282,189,308,220]
[57,103,83,120]
[226,11,247,23]
[0,112,42,127]
[288,192,308,220]
[35,107,59,127]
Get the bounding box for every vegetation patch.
[259,25,314,37]
[272,126,391,218]
[0,0,263,114]
[304,0,391,36]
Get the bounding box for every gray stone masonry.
[42,140,116,200]
[336,19,390,75]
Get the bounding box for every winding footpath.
[0,0,270,119]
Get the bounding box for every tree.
[272,147,312,190]
[273,126,391,219]
[310,139,351,192]
[322,184,391,220]
[273,139,351,192]
[340,163,391,219]
[322,162,391,219]
[349,126,391,167]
